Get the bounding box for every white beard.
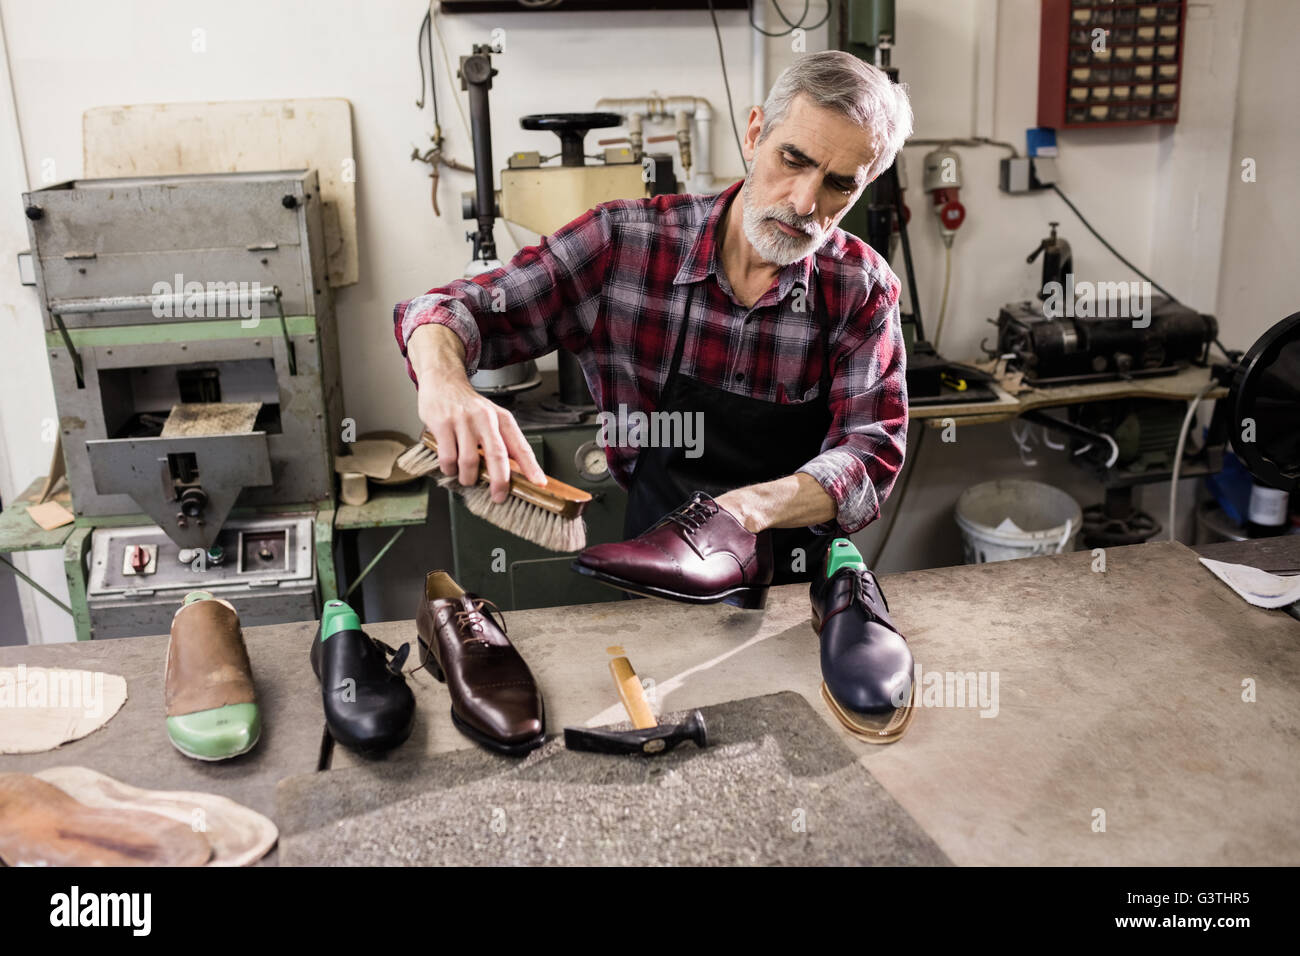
[739,174,824,267]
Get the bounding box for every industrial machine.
[993,296,1219,386]
[23,170,344,639]
[990,221,1219,386]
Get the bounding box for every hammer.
[563,656,709,756]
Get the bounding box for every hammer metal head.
[563,709,708,757]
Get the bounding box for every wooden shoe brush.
[397,429,592,552]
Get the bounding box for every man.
[394,51,912,610]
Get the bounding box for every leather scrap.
[36,766,277,867]
[0,665,127,754]
[0,773,211,867]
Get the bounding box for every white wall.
[1216,0,1300,344]
[0,6,66,645]
[0,1,1290,637]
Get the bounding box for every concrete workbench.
[2,535,1296,866]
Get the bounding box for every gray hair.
[758,51,914,184]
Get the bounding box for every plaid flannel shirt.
[393,179,908,535]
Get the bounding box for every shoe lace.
[853,568,887,608]
[368,635,411,677]
[665,493,718,536]
[452,596,508,646]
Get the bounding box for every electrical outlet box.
[999,157,1059,193]
[1030,156,1059,187]
[1000,157,1032,194]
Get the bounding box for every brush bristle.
[435,474,587,552]
[396,444,439,476]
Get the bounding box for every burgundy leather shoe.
[415,571,546,756]
[571,492,773,609]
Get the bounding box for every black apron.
[622,267,835,586]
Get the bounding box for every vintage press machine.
[23,170,344,640]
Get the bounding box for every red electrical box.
[1037,0,1187,129]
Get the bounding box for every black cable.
[428,8,439,127]
[771,0,809,29]
[782,0,831,31]
[429,10,441,127]
[1213,337,1241,362]
[415,9,440,129]
[749,0,794,36]
[416,11,429,109]
[1050,183,1180,304]
[749,0,831,37]
[707,0,749,175]
[1051,183,1244,357]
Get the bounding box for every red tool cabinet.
[1038,0,1188,129]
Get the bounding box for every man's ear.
[743,106,764,161]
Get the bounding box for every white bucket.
[954,479,1083,564]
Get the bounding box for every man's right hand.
[408,323,548,504]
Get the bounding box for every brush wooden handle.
[418,429,591,519]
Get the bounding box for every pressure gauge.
[574,439,610,482]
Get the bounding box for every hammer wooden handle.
[609,656,656,729]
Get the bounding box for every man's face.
[739,94,879,267]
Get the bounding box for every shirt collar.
[674,178,815,305]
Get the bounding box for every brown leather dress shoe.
[415,571,545,756]
[570,491,773,609]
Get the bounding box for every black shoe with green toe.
[310,600,415,753]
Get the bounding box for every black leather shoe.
[310,599,415,753]
[809,539,915,744]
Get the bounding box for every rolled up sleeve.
[797,278,908,536]
[393,204,612,383]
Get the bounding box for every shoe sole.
[570,561,768,610]
[810,614,916,745]
[820,680,916,745]
[417,635,547,758]
[167,728,261,762]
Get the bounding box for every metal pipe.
[343,527,407,601]
[49,286,279,316]
[461,48,499,261]
[0,554,73,616]
[595,96,731,193]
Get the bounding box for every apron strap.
[663,280,696,394]
[813,264,833,398]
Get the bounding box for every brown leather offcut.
[0,773,212,867]
[165,599,256,717]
